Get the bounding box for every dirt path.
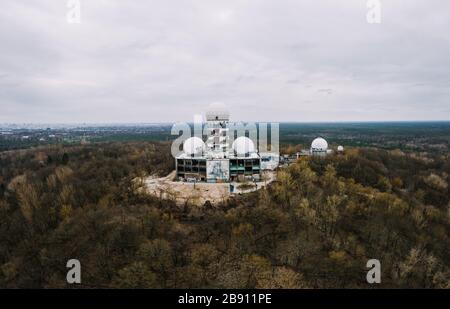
[141,170,276,206]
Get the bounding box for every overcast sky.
[0,0,449,123]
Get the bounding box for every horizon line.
[1,120,450,126]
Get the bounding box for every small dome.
[337,145,344,152]
[311,137,328,152]
[183,137,205,155]
[232,137,255,155]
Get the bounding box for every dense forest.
[0,142,449,288]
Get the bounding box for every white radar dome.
[337,145,344,152]
[183,137,205,156]
[232,137,255,155]
[311,137,328,152]
[206,102,230,121]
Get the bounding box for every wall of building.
[176,158,207,181]
[206,159,230,182]
[229,158,260,181]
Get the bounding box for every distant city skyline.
[1,1,450,123]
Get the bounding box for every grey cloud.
[0,0,449,123]
[317,89,333,95]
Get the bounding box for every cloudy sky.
[0,0,449,123]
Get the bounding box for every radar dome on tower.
[206,102,230,121]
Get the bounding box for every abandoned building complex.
[175,110,279,183]
[175,108,344,183]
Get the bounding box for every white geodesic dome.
[232,136,255,155]
[183,137,205,156]
[311,137,328,152]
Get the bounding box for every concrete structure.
[175,109,275,182]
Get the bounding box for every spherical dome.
[206,102,230,121]
[337,145,344,152]
[311,137,328,152]
[183,137,205,155]
[232,137,255,155]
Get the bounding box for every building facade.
[175,110,272,182]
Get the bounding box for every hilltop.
[0,142,448,288]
